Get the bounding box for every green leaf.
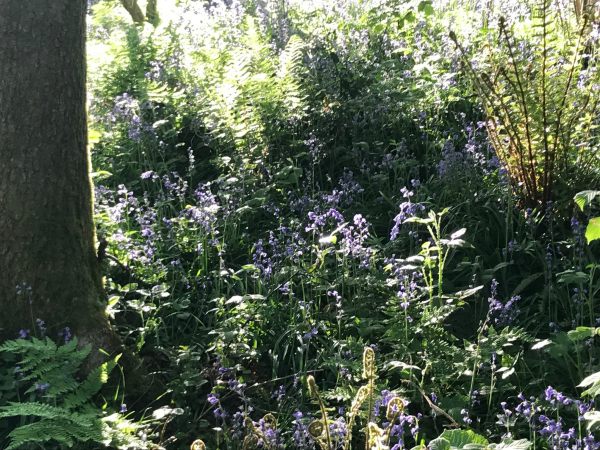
[584,411,600,430]
[574,190,600,211]
[429,437,451,450]
[567,327,596,342]
[579,371,600,388]
[405,216,434,225]
[274,166,302,185]
[512,273,543,295]
[430,430,488,450]
[580,370,600,397]
[489,439,532,450]
[418,1,434,16]
[557,270,590,284]
[90,170,112,180]
[373,23,385,34]
[585,217,600,243]
[531,339,552,350]
[454,285,484,299]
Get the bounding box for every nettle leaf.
[585,217,600,243]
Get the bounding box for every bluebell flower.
[390,189,425,240]
[488,280,520,326]
[302,327,318,342]
[461,409,472,425]
[35,319,46,337]
[207,393,219,405]
[272,384,286,402]
[58,327,72,343]
[18,329,30,339]
[544,386,557,402]
[430,392,438,404]
[213,407,227,420]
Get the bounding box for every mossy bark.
[0,0,118,354]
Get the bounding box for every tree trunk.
[121,0,146,24]
[119,0,161,27]
[0,0,118,353]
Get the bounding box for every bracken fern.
[0,337,121,450]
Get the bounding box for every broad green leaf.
[418,0,434,16]
[318,234,337,244]
[451,228,467,239]
[579,371,600,397]
[574,191,600,211]
[405,216,434,225]
[226,295,243,305]
[373,23,386,34]
[88,128,102,144]
[90,170,112,180]
[567,327,596,342]
[489,439,532,450]
[384,361,422,372]
[579,371,600,388]
[152,119,169,129]
[454,285,484,299]
[584,411,600,430]
[429,437,451,450]
[586,217,600,243]
[431,429,488,450]
[531,339,552,350]
[557,270,590,284]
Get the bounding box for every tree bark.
[0,0,118,354]
[121,0,146,24]
[146,0,160,27]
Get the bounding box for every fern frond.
[0,401,72,420]
[63,355,120,409]
[5,421,75,450]
[0,337,56,355]
[6,416,104,450]
[277,35,308,118]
